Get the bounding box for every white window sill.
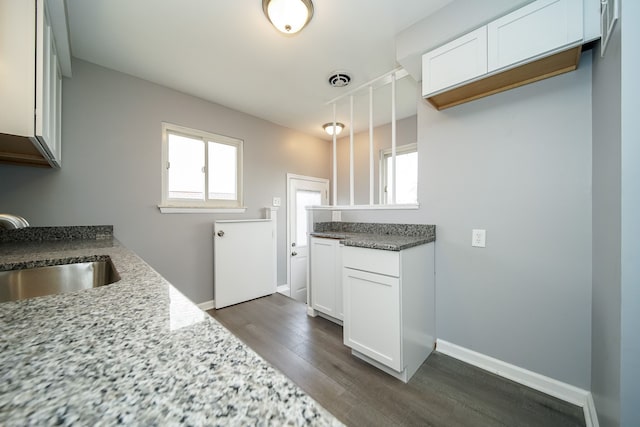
[306,203,420,211]
[158,206,247,214]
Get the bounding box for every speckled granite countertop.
[311,222,435,251]
[0,231,341,426]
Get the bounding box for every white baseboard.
[436,339,599,427]
[197,300,215,311]
[277,284,290,294]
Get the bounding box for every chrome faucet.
[0,214,30,229]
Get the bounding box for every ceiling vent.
[328,71,351,88]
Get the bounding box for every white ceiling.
[66,0,454,140]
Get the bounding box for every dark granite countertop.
[0,229,340,426]
[311,222,436,251]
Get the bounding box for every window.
[380,143,418,205]
[160,123,243,212]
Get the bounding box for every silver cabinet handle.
[217,230,225,237]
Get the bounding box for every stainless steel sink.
[0,259,120,303]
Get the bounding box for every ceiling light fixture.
[262,0,314,35]
[323,122,344,136]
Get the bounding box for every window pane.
[168,134,204,200]
[385,151,417,204]
[208,141,237,200]
[296,190,321,246]
[395,151,418,204]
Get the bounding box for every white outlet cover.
[472,229,486,248]
[331,211,342,221]
[272,197,281,207]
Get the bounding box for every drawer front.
[342,246,399,277]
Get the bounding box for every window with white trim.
[160,123,243,211]
[380,143,418,204]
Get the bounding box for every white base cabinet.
[310,237,343,321]
[342,243,435,383]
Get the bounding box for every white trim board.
[436,340,599,427]
[197,300,215,311]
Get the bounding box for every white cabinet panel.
[422,26,487,96]
[310,238,342,319]
[343,268,401,372]
[487,0,583,72]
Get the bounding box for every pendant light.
[262,0,314,35]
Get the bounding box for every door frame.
[286,173,329,300]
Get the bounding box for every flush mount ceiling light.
[262,0,314,35]
[322,122,344,136]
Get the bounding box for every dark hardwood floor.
[207,294,585,427]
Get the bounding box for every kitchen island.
[0,227,340,426]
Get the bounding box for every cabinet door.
[422,26,488,96]
[487,0,583,72]
[310,238,337,317]
[343,268,401,372]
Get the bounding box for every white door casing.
[286,174,329,303]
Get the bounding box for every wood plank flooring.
[207,294,585,427]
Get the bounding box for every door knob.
[291,251,298,256]
[217,230,225,237]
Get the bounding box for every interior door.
[287,174,329,302]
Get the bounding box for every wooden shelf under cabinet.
[425,46,583,111]
[0,134,50,167]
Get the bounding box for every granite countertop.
[311,222,436,251]
[0,232,341,425]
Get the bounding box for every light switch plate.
[332,211,342,221]
[272,197,281,207]
[472,229,486,247]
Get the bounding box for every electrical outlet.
[472,229,486,248]
[272,197,281,207]
[331,211,342,221]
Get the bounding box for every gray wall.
[340,53,593,389]
[591,19,621,427]
[619,1,640,424]
[0,59,330,303]
[334,115,417,205]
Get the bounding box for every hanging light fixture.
[323,122,344,136]
[262,0,314,35]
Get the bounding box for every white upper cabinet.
[0,0,67,167]
[487,0,583,72]
[422,27,488,96]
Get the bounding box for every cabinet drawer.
[487,0,583,72]
[342,246,399,277]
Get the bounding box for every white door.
[287,174,329,302]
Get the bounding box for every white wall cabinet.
[0,0,64,167]
[421,0,595,104]
[487,0,583,72]
[422,27,488,96]
[310,237,343,321]
[342,243,435,383]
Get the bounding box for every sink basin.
[0,259,120,303]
